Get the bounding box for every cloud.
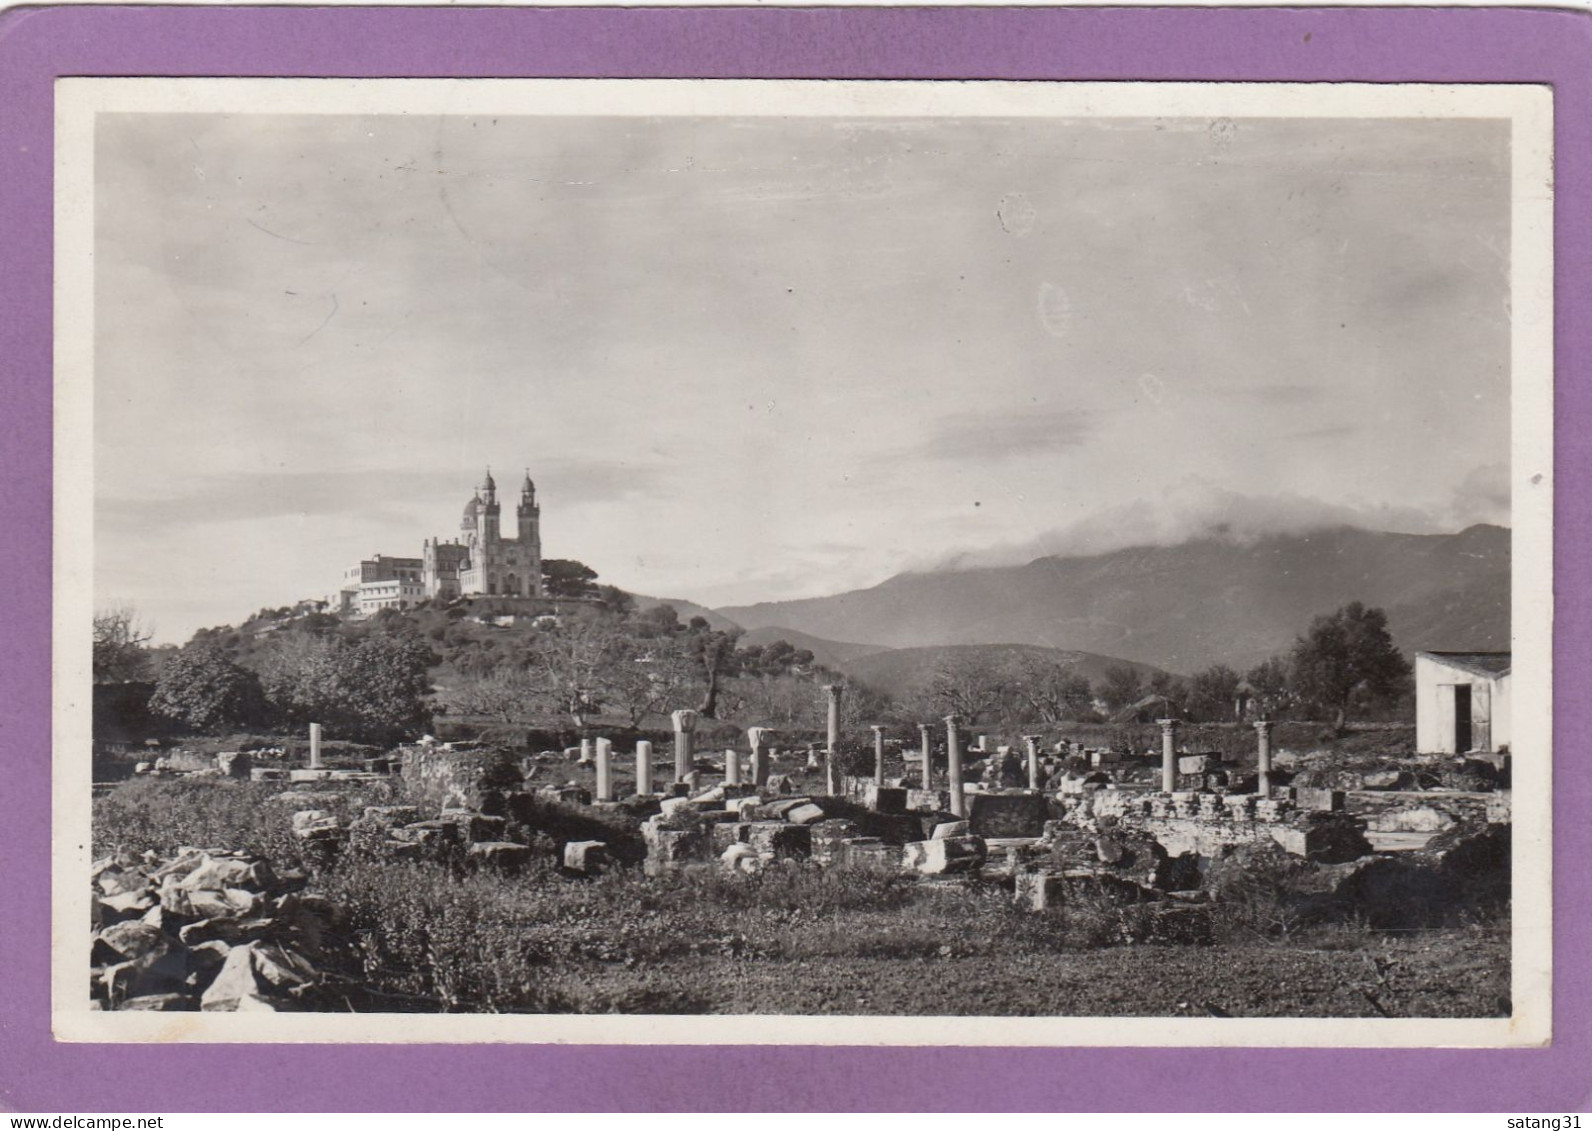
[1209,383,1324,406]
[1447,462,1510,527]
[917,408,1096,461]
[908,478,1448,571]
[97,460,675,536]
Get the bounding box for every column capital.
[747,726,774,746]
[1253,719,1274,732]
[1021,734,1043,742]
[821,683,844,702]
[943,714,961,726]
[671,708,699,733]
[869,724,885,734]
[1157,717,1180,730]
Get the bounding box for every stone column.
[308,723,323,770]
[1254,719,1273,797]
[724,746,741,787]
[945,716,966,818]
[975,734,988,753]
[822,684,843,751]
[594,737,613,802]
[579,738,594,765]
[747,727,772,787]
[870,725,886,786]
[635,740,654,797]
[671,709,698,783]
[822,684,843,797]
[918,723,934,790]
[1159,718,1180,793]
[1023,735,1042,791]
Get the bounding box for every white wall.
[1415,654,1510,753]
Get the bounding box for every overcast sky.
[93,110,1512,643]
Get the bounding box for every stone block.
[288,769,338,783]
[720,844,762,873]
[968,793,1049,839]
[840,838,900,872]
[537,785,592,807]
[439,810,508,842]
[468,841,532,871]
[390,820,462,848]
[786,803,827,825]
[642,826,711,876]
[809,819,861,866]
[363,805,422,825]
[1222,794,1257,821]
[902,835,986,875]
[249,767,288,783]
[1486,791,1512,825]
[865,785,908,814]
[1014,870,1069,911]
[905,789,949,813]
[290,810,343,840]
[931,820,971,840]
[216,751,252,779]
[711,822,751,854]
[745,821,811,861]
[765,798,814,819]
[1177,755,1212,776]
[1295,787,1346,812]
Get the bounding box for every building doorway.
[1454,684,1472,752]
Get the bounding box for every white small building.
[1414,651,1511,754]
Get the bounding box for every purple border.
[2,5,1587,1113]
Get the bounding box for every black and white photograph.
[55,78,1552,1044]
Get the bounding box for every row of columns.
[582,698,1277,806]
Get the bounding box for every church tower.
[517,470,543,596]
[476,468,501,546]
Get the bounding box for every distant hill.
[627,593,743,633]
[718,525,1510,673]
[841,643,1163,701]
[737,626,891,673]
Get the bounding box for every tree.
[1146,670,1187,714]
[681,617,743,718]
[541,559,600,600]
[256,626,435,744]
[1289,602,1412,732]
[93,606,153,684]
[918,653,1006,723]
[1245,655,1293,717]
[148,642,264,733]
[1186,664,1241,722]
[1096,664,1145,713]
[1009,653,1095,723]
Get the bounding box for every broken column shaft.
[635,740,654,797]
[1254,719,1273,797]
[822,684,843,796]
[1159,718,1179,793]
[1023,735,1042,791]
[747,727,771,787]
[671,709,698,783]
[594,737,613,802]
[945,716,966,817]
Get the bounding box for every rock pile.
[90,848,334,1012]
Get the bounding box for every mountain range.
[712,524,1511,676]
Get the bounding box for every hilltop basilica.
[333,469,543,617]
